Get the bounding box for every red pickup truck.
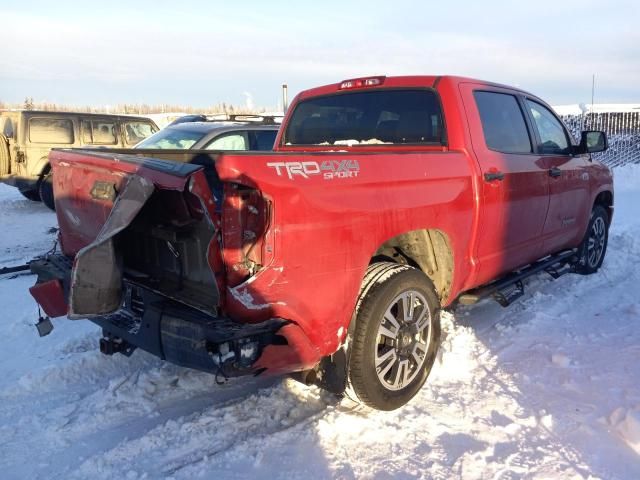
[28,76,613,410]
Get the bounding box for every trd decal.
[267,160,360,180]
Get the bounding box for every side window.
[29,118,74,144]
[250,130,278,151]
[474,91,532,154]
[82,120,118,145]
[124,121,158,146]
[1,117,14,138]
[526,100,570,155]
[205,132,247,150]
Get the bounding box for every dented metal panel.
[69,174,154,318]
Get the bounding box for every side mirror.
[578,130,608,154]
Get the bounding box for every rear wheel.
[575,205,609,275]
[19,188,41,202]
[39,169,55,211]
[346,262,441,410]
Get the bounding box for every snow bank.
[1,167,640,478]
[610,407,640,455]
[553,103,640,115]
[614,163,640,192]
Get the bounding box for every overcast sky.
[1,0,638,108]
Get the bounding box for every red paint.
[41,76,613,375]
[253,323,321,375]
[50,150,191,256]
[29,280,67,318]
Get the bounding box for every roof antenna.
[582,73,595,130]
[282,84,289,113]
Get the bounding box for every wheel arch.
[369,228,454,305]
[30,155,51,179]
[593,189,613,224]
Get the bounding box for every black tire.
[0,133,10,176]
[19,188,41,202]
[39,170,56,211]
[346,262,441,411]
[575,205,609,275]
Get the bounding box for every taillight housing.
[339,76,386,90]
[221,184,271,286]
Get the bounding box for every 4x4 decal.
[267,160,359,180]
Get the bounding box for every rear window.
[29,118,74,144]
[473,91,532,154]
[284,89,445,146]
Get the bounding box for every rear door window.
[81,120,118,145]
[474,91,532,154]
[29,118,74,144]
[284,89,445,146]
[124,121,158,146]
[204,132,248,150]
[526,100,571,154]
[249,129,277,150]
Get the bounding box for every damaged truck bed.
[29,149,316,381]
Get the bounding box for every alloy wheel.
[374,290,432,391]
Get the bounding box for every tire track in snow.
[70,379,336,479]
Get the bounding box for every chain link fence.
[559,111,640,168]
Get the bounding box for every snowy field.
[1,166,640,480]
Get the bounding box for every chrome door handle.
[549,167,562,177]
[484,171,505,182]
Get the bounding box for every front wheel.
[575,205,609,275]
[346,263,441,411]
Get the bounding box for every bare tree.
[3,98,269,115]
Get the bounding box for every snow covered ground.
[1,166,639,479]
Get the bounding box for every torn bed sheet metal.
[68,174,154,318]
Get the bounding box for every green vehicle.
[0,110,158,209]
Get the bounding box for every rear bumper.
[28,255,320,376]
[93,281,287,375]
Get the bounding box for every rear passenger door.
[523,99,591,254]
[460,84,550,283]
